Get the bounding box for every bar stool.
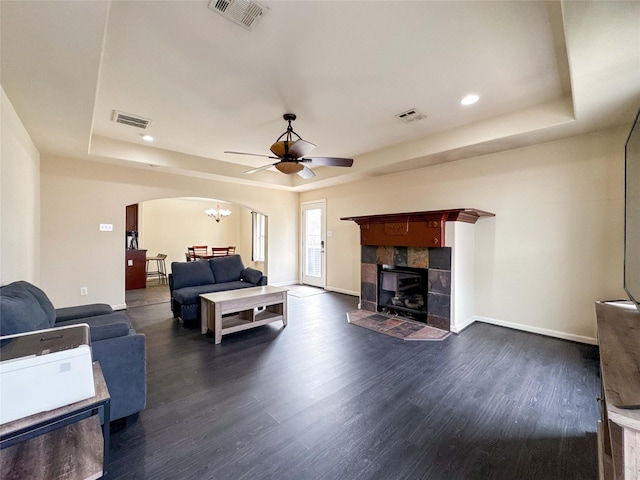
[146,253,168,284]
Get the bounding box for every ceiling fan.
[225,113,354,179]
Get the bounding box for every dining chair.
[192,245,208,258]
[211,247,229,257]
[227,246,236,254]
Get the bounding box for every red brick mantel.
[340,208,494,248]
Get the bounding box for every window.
[252,211,266,262]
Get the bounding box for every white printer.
[0,324,95,424]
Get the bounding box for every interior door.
[301,200,326,288]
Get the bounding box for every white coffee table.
[200,286,288,344]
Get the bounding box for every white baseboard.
[113,303,127,311]
[326,286,359,297]
[473,315,597,345]
[450,316,476,334]
[271,280,300,287]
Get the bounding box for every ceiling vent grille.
[208,0,268,31]
[112,111,152,129]
[395,108,427,124]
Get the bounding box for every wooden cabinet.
[126,249,147,290]
[595,301,640,480]
[126,204,138,232]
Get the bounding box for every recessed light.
[461,94,479,106]
[141,134,154,142]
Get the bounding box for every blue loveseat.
[169,254,267,322]
[0,281,146,423]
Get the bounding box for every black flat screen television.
[624,106,640,313]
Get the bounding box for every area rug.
[287,285,327,298]
[347,310,451,341]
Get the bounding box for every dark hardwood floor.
[112,291,601,480]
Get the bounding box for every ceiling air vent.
[208,0,268,31]
[395,108,427,124]
[112,111,152,129]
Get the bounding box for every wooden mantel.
[341,208,494,248]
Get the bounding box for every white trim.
[113,303,127,311]
[326,286,359,297]
[473,315,597,345]
[271,280,300,287]
[450,315,476,334]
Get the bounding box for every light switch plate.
[99,224,113,231]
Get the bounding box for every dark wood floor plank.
[112,291,600,479]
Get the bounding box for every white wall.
[40,156,298,308]
[0,87,40,285]
[301,128,626,342]
[445,221,476,333]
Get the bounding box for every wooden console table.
[0,362,111,479]
[596,301,640,480]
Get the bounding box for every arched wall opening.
[132,197,267,279]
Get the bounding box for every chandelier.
[205,201,231,223]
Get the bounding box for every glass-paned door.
[301,200,326,288]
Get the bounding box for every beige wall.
[40,157,298,308]
[301,128,627,342]
[1,87,40,285]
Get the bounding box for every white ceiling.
[2,0,639,191]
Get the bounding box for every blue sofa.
[169,254,267,322]
[0,281,146,423]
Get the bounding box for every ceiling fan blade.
[244,163,277,174]
[297,165,316,179]
[288,139,316,158]
[301,157,354,167]
[225,151,279,160]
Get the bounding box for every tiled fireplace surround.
[360,245,452,330]
[342,209,494,333]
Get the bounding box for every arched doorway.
[124,197,268,305]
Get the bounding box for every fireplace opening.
[378,265,428,321]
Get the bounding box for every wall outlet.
[99,224,113,231]
[80,287,88,296]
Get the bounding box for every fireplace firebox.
[378,266,428,319]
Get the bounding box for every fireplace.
[361,244,452,329]
[342,209,494,332]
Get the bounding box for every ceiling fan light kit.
[226,113,354,179]
[275,162,304,175]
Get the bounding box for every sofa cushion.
[171,261,216,290]
[240,267,263,285]
[55,303,114,322]
[0,283,54,335]
[209,255,244,284]
[173,281,255,305]
[56,317,131,342]
[11,281,57,326]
